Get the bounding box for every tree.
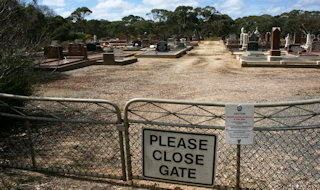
[0,0,50,96]
[70,7,92,33]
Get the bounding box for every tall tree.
[70,7,92,33]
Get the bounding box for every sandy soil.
[3,41,320,189]
[36,41,320,108]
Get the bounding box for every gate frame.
[0,93,127,181]
[123,97,320,188]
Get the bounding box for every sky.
[40,0,320,21]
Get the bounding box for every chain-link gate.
[124,98,320,189]
[0,93,126,180]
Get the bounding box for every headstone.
[288,45,303,54]
[247,41,258,51]
[317,34,320,41]
[156,41,168,52]
[141,39,150,48]
[285,33,291,48]
[304,33,312,49]
[93,35,97,43]
[86,43,97,51]
[176,42,186,49]
[311,41,320,52]
[247,28,259,51]
[270,27,281,56]
[68,43,88,59]
[293,33,301,45]
[180,38,187,47]
[102,53,115,65]
[242,33,249,50]
[240,27,245,46]
[167,38,175,49]
[44,46,63,59]
[265,32,271,43]
[132,40,142,47]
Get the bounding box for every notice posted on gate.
[225,104,254,144]
[142,128,217,187]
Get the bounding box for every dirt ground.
[36,40,320,108]
[2,40,320,189]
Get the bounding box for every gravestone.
[86,43,97,51]
[270,27,281,56]
[240,27,245,46]
[156,41,169,52]
[311,41,320,52]
[132,40,142,47]
[44,46,63,59]
[293,33,301,45]
[247,29,259,51]
[167,38,175,49]
[102,53,115,65]
[242,33,249,50]
[68,43,88,59]
[141,39,150,48]
[176,42,186,49]
[285,33,291,49]
[288,45,303,54]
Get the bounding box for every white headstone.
[305,33,312,49]
[242,33,249,49]
[93,35,97,43]
[285,33,290,48]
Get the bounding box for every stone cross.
[270,27,281,56]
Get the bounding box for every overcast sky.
[40,0,320,21]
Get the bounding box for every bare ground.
[36,41,320,108]
[2,40,320,189]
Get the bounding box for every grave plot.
[94,53,138,66]
[234,27,320,68]
[136,41,194,58]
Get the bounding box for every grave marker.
[270,27,281,56]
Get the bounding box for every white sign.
[225,104,254,144]
[143,129,217,187]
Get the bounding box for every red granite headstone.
[44,46,63,59]
[270,27,281,56]
[68,43,87,59]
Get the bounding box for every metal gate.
[1,93,319,189]
[123,98,320,189]
[0,93,126,180]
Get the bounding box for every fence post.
[117,124,127,181]
[236,141,241,190]
[25,120,36,168]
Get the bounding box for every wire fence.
[124,98,320,189]
[0,93,126,180]
[1,94,320,189]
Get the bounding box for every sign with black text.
[225,104,254,144]
[143,129,217,187]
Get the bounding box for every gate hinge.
[116,124,126,131]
